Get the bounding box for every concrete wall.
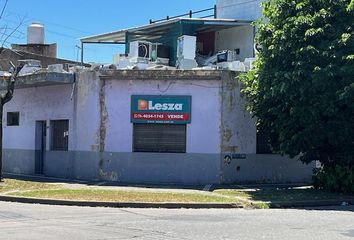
[216,0,263,20]
[95,74,223,184]
[2,69,314,185]
[44,151,221,184]
[220,72,256,154]
[215,26,255,61]
[222,154,316,184]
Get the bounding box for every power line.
[1,16,24,48]
[4,10,94,35]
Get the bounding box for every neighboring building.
[0,47,80,71]
[12,23,57,58]
[1,9,315,185]
[81,18,256,65]
[0,23,82,72]
[216,0,263,20]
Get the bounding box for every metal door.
[35,121,46,174]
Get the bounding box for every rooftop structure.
[80,18,255,70]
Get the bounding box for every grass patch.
[8,189,239,203]
[214,188,354,205]
[3,179,351,208]
[0,179,60,193]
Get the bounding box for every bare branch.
[2,62,24,104]
[0,23,8,47]
[0,0,8,20]
[1,16,25,49]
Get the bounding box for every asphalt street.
[0,202,353,240]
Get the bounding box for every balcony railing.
[149,5,217,24]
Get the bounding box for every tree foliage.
[241,0,354,174]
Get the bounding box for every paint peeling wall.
[218,72,314,184]
[220,71,257,154]
[2,69,313,184]
[73,70,101,152]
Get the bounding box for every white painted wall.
[104,79,222,154]
[216,0,263,20]
[3,84,74,150]
[215,26,255,61]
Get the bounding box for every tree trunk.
[0,64,23,181]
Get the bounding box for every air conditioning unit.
[129,41,170,65]
[129,41,152,60]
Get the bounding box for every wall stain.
[98,77,109,180]
[98,169,118,181]
[99,79,108,152]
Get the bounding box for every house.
[1,9,315,185]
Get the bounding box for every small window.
[133,123,186,153]
[51,120,69,151]
[7,112,20,126]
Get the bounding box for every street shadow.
[213,185,354,212]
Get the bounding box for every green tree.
[241,0,354,192]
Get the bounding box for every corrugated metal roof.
[80,18,252,43]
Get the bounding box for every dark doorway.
[51,120,69,151]
[35,121,46,174]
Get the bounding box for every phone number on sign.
[132,113,189,121]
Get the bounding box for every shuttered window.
[133,124,186,153]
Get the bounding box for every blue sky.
[2,0,215,63]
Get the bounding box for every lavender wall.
[3,84,74,150]
[3,84,74,174]
[103,79,221,154]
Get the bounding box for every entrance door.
[35,121,46,174]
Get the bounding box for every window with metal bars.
[133,123,186,153]
[51,120,69,151]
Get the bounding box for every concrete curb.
[0,195,243,209]
[267,199,354,208]
[0,195,352,209]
